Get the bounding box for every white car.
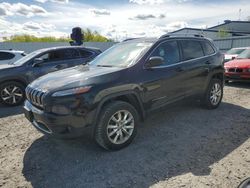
[0,50,26,65]
[224,47,249,62]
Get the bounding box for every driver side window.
[151,41,180,66]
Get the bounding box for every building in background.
[170,20,250,39]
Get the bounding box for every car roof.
[122,36,212,44]
[0,49,24,53]
[34,46,101,53]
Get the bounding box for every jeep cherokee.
[23,35,224,150]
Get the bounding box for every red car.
[224,49,250,82]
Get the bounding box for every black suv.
[0,46,101,106]
[24,35,224,150]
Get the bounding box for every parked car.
[23,35,224,150]
[224,47,249,62]
[0,46,101,106]
[0,49,26,65]
[224,49,250,82]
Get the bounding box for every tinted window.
[203,41,215,55]
[181,40,204,61]
[151,41,180,65]
[0,52,15,60]
[63,49,80,59]
[79,49,93,58]
[37,49,79,63]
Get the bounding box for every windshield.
[237,49,250,59]
[12,50,42,65]
[226,48,245,55]
[90,41,153,67]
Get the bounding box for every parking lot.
[0,82,249,188]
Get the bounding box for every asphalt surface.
[0,82,249,188]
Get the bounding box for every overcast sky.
[0,0,250,40]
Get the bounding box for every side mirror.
[32,58,44,67]
[145,56,164,69]
[232,56,236,60]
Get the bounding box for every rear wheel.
[202,78,223,109]
[94,101,139,151]
[0,81,25,106]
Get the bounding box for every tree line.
[4,28,113,42]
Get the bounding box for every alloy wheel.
[210,83,222,106]
[106,110,135,145]
[1,85,24,105]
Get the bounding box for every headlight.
[52,86,92,97]
[243,68,250,73]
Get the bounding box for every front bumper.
[225,72,250,81]
[23,100,95,138]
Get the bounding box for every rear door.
[179,39,208,96]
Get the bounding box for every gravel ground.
[0,82,249,188]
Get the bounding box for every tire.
[0,81,25,106]
[202,78,223,109]
[94,101,139,151]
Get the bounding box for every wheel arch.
[0,79,27,88]
[94,91,145,126]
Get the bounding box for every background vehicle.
[0,46,101,106]
[0,50,26,65]
[225,49,250,82]
[224,47,249,62]
[24,35,224,150]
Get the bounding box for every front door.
[141,40,186,110]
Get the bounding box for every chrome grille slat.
[228,68,243,73]
[25,86,45,108]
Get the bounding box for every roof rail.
[122,37,141,42]
[159,33,204,39]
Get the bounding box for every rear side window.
[203,41,215,55]
[0,52,15,60]
[150,40,180,66]
[180,40,204,61]
[63,49,80,59]
[79,49,94,58]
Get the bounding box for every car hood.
[224,59,250,68]
[29,65,124,92]
[0,63,17,70]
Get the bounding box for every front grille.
[26,86,45,108]
[228,68,243,73]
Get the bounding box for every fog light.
[52,105,70,115]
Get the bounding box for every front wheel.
[0,81,25,106]
[202,78,223,109]
[94,101,139,151]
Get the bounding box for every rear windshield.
[237,49,250,59]
[226,48,245,55]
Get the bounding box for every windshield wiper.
[97,65,114,67]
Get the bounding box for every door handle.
[205,61,212,65]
